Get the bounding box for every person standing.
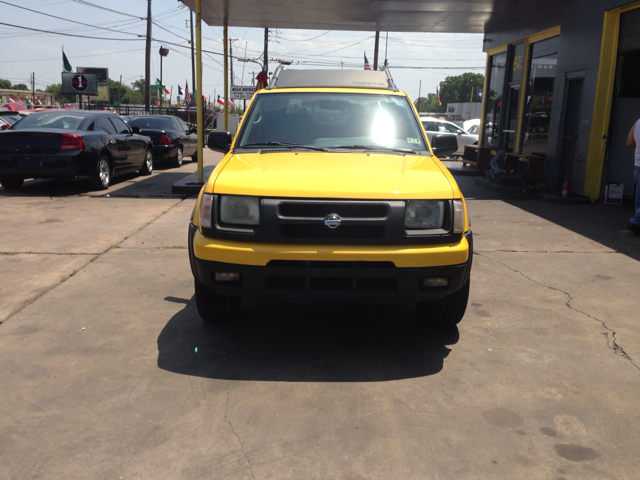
[625,120,640,235]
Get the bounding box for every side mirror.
[207,131,232,153]
[131,126,140,134]
[429,133,458,157]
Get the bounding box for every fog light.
[215,272,240,282]
[422,277,448,287]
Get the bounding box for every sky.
[0,0,487,102]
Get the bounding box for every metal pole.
[160,54,163,109]
[196,0,204,183]
[190,11,195,105]
[373,31,380,70]
[418,80,421,114]
[144,0,152,113]
[224,25,229,132]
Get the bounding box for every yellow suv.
[188,67,472,325]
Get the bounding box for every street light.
[159,46,169,108]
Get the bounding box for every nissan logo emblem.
[324,214,342,229]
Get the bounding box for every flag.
[35,98,42,105]
[62,49,72,73]
[178,85,184,96]
[25,98,32,106]
[184,81,191,103]
[7,97,15,103]
[364,53,372,70]
[54,100,60,107]
[436,86,441,106]
[477,87,483,102]
[255,71,269,92]
[217,95,234,107]
[164,86,171,95]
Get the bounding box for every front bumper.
[189,222,473,303]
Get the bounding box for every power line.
[0,21,144,40]
[70,0,144,19]
[0,0,142,37]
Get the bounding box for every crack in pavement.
[224,390,256,480]
[478,252,640,372]
[0,199,186,325]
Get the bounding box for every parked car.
[0,110,153,190]
[127,115,197,167]
[463,118,480,135]
[190,67,471,327]
[420,116,478,154]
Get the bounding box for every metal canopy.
[180,0,541,34]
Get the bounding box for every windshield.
[237,92,427,152]
[129,117,174,130]
[11,113,86,130]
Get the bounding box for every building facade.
[481,0,640,200]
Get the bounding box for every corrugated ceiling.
[180,0,535,34]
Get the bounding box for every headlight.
[404,200,445,229]
[199,193,214,228]
[220,195,260,226]
[452,199,465,233]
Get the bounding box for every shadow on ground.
[454,174,640,261]
[0,165,195,199]
[158,297,459,382]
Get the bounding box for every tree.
[0,79,12,89]
[44,83,76,103]
[414,93,445,114]
[438,72,484,105]
[12,83,29,91]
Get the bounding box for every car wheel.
[194,278,241,324]
[91,155,111,190]
[415,281,469,326]
[0,176,24,189]
[140,149,153,175]
[190,151,198,162]
[171,146,183,168]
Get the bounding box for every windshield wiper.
[240,142,328,152]
[333,144,419,155]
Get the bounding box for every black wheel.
[0,176,24,189]
[194,278,241,324]
[140,149,153,175]
[190,152,198,162]
[416,281,470,326]
[91,155,111,190]
[171,146,183,168]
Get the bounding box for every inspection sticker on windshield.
[407,137,420,144]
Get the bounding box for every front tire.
[416,281,470,326]
[0,176,24,190]
[194,278,241,324]
[91,155,111,190]
[139,149,153,175]
[171,146,183,168]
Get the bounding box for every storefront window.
[483,52,507,148]
[522,36,559,156]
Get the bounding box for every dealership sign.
[230,85,255,100]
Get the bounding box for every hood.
[209,151,454,199]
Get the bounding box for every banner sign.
[76,67,109,84]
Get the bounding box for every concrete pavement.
[1,152,639,479]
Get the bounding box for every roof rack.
[266,66,398,91]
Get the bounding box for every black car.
[0,110,153,190]
[127,115,197,168]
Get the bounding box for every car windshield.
[237,92,427,152]
[11,113,85,130]
[129,117,175,130]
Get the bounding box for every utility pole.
[31,72,35,109]
[190,10,195,106]
[118,74,122,109]
[144,0,152,113]
[418,80,422,114]
[264,28,269,74]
